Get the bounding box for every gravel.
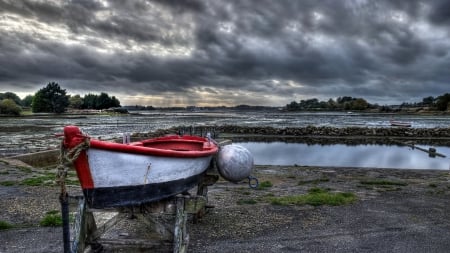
[2,161,450,252]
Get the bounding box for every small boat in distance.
[390,120,412,127]
[62,125,219,209]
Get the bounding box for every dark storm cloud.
[0,0,449,106]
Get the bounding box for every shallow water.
[238,142,450,170]
[0,110,449,157]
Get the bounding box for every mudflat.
[1,161,450,252]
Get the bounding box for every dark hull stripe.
[83,174,203,209]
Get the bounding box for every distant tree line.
[0,82,121,115]
[285,93,450,112]
[286,96,371,111]
[69,93,121,110]
[397,94,450,111]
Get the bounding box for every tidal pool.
[237,142,450,170]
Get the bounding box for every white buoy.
[217,144,254,183]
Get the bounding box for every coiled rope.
[56,136,90,253]
[56,137,90,200]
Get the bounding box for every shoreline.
[2,162,450,252]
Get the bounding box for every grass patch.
[257,181,273,190]
[0,220,14,230]
[360,179,407,187]
[237,199,258,205]
[428,183,438,188]
[0,181,15,186]
[65,179,80,186]
[20,174,55,186]
[298,178,330,185]
[40,210,62,227]
[0,171,9,175]
[269,187,357,207]
[16,166,33,173]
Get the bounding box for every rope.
[56,137,90,201]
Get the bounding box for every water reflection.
[238,142,450,170]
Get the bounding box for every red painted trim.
[63,126,94,189]
[73,151,95,189]
[63,125,219,189]
[89,134,218,158]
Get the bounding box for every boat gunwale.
[89,137,218,158]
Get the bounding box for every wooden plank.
[88,212,124,242]
[70,195,207,252]
[96,238,172,252]
[71,197,86,253]
[184,196,207,214]
[173,197,189,253]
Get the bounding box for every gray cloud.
[0,0,449,106]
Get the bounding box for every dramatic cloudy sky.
[0,0,449,107]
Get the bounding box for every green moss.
[40,211,62,227]
[65,179,80,186]
[0,181,15,186]
[0,220,14,230]
[20,174,55,186]
[257,181,273,190]
[269,187,357,207]
[360,179,407,187]
[298,178,330,185]
[237,199,258,205]
[16,166,33,173]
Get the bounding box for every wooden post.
[173,197,188,253]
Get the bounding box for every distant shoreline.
[1,107,449,118]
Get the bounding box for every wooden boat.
[390,120,412,127]
[62,125,219,209]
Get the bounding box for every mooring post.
[60,193,71,253]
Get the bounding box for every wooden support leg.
[71,196,88,253]
[194,174,219,222]
[71,196,104,253]
[173,197,189,253]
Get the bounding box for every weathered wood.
[88,212,124,242]
[392,140,446,158]
[70,196,207,252]
[173,197,189,253]
[96,238,172,252]
[71,197,86,253]
[218,139,232,147]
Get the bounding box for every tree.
[111,96,121,107]
[69,95,83,109]
[82,93,121,110]
[82,94,97,109]
[0,92,22,106]
[435,93,450,111]
[22,95,34,107]
[32,82,69,113]
[286,101,299,111]
[351,98,369,110]
[96,92,112,109]
[0,98,22,115]
[421,96,435,107]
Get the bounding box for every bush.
[0,99,22,115]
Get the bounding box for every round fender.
[217,144,254,183]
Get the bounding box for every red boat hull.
[63,126,219,208]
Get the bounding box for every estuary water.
[237,142,450,170]
[0,110,449,159]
